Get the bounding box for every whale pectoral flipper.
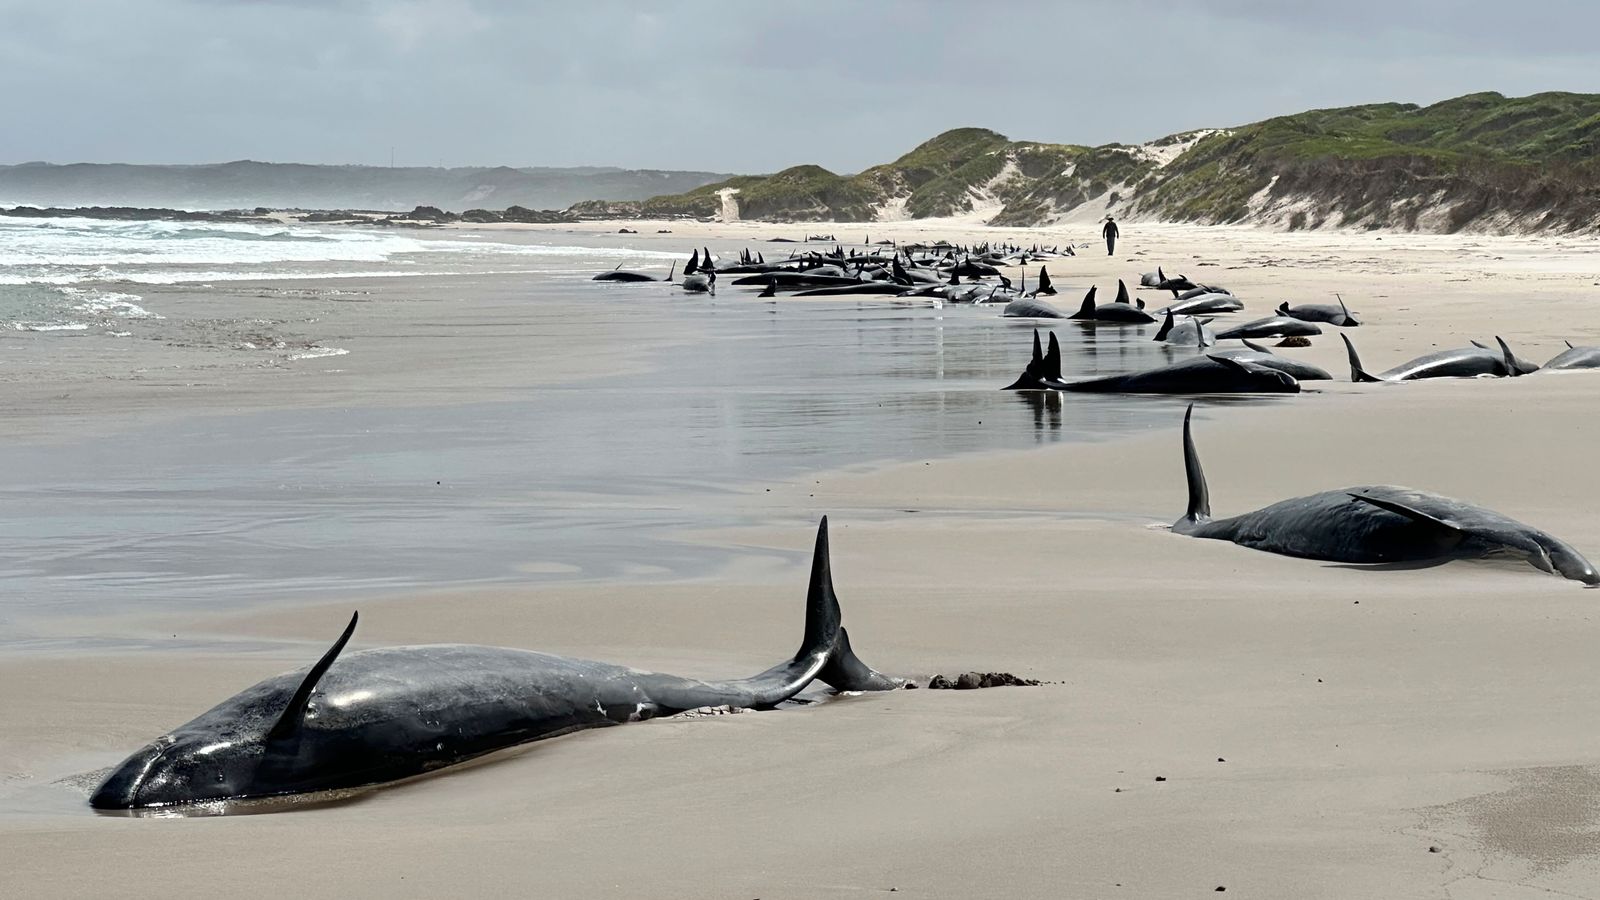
[1345,494,1464,534]
[1206,355,1252,374]
[267,611,359,742]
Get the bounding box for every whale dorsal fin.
[1567,340,1575,349]
[1154,310,1175,342]
[1045,332,1062,381]
[268,612,359,743]
[1136,298,1145,310]
[667,261,676,282]
[1241,338,1271,354]
[1469,340,1488,350]
[1196,318,1212,349]
[1074,286,1097,317]
[1031,329,1043,365]
[1336,293,1350,318]
[1346,493,1464,536]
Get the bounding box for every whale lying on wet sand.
[1544,341,1600,370]
[1214,315,1322,341]
[1342,334,1523,382]
[1059,354,1299,394]
[1277,296,1360,326]
[593,261,676,283]
[1172,406,1598,584]
[1154,292,1244,317]
[1068,286,1156,324]
[90,519,903,810]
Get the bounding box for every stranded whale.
[1171,406,1598,584]
[90,519,903,810]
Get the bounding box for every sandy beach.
[4,219,1600,898]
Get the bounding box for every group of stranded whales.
[591,239,1078,305]
[92,519,905,810]
[88,239,1600,813]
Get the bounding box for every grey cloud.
[1,1,1596,172]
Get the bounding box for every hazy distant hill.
[572,91,1600,233]
[0,161,731,212]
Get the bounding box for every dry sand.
[4,220,1600,898]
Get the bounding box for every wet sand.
[4,221,1600,898]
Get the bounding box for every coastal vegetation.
[613,91,1600,233]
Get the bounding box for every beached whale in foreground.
[90,519,903,810]
[1172,406,1598,585]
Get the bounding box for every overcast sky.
[4,0,1597,173]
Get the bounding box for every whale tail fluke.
[1036,266,1055,295]
[1072,286,1097,319]
[800,517,904,692]
[1175,405,1212,532]
[1341,334,1381,383]
[1003,329,1052,390]
[797,517,841,662]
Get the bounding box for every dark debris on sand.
[922,672,1042,690]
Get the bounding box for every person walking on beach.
[1102,216,1120,256]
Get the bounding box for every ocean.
[0,215,1276,643]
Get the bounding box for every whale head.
[92,613,363,810]
[89,722,276,809]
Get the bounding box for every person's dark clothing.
[1102,219,1120,256]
